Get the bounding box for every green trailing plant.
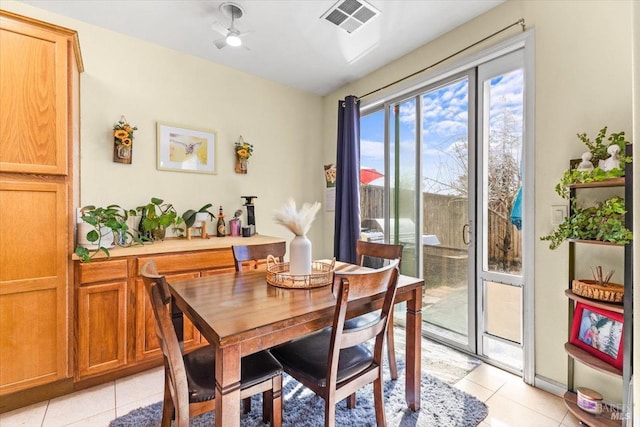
[555,167,626,199]
[181,203,216,228]
[577,127,630,165]
[75,204,141,262]
[137,197,181,241]
[555,127,632,199]
[540,197,632,249]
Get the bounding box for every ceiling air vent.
[321,0,380,34]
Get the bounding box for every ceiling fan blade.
[213,38,227,49]
[238,30,254,38]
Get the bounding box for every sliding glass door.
[421,72,475,351]
[360,45,529,375]
[477,50,525,370]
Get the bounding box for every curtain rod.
[358,18,526,100]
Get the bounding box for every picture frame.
[157,122,217,174]
[570,302,624,370]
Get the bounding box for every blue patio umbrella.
[510,186,522,230]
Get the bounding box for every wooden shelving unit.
[564,290,623,314]
[566,239,625,247]
[564,391,623,427]
[564,343,622,378]
[564,144,633,427]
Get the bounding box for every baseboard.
[0,378,74,414]
[533,374,566,397]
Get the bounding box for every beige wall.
[1,0,326,249]
[3,0,635,406]
[322,0,634,401]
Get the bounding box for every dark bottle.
[216,206,226,237]
[137,207,151,241]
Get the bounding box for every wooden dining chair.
[141,260,283,427]
[271,260,400,427]
[352,240,403,381]
[232,241,286,272]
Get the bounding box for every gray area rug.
[109,358,487,427]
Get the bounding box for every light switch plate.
[551,205,568,226]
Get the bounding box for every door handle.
[462,223,470,245]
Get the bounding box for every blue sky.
[360,69,523,194]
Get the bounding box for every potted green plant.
[555,127,631,199]
[540,197,632,249]
[137,197,181,241]
[181,203,216,228]
[75,204,140,262]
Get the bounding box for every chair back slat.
[232,242,286,271]
[141,260,190,427]
[356,240,403,269]
[327,259,399,384]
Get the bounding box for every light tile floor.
[1,357,582,427]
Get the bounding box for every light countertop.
[72,234,285,260]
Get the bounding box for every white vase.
[289,235,312,275]
[76,222,115,249]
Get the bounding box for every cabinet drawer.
[78,260,128,285]
[137,249,234,275]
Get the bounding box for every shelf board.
[565,290,624,313]
[569,178,625,189]
[567,239,626,247]
[564,343,623,378]
[563,391,622,427]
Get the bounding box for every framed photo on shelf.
[157,122,217,174]
[570,302,624,371]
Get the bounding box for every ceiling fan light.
[226,34,242,47]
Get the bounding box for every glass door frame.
[476,49,525,374]
[360,30,535,385]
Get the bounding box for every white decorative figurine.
[576,151,594,172]
[599,144,621,171]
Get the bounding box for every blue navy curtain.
[333,95,360,263]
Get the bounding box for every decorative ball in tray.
[266,256,335,289]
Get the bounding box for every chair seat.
[271,331,373,388]
[185,346,283,403]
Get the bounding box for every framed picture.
[570,302,624,370]
[157,122,217,174]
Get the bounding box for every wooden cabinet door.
[0,179,68,393]
[0,14,70,175]
[77,281,127,378]
[75,259,128,379]
[135,272,199,361]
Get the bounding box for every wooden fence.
[359,185,521,269]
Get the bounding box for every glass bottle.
[216,206,226,237]
[137,207,151,241]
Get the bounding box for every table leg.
[215,344,242,427]
[405,287,422,411]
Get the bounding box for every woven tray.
[266,256,335,289]
[572,279,624,303]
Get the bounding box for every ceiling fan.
[212,2,251,49]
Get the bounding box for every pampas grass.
[273,198,321,236]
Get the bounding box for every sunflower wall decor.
[113,115,137,164]
[234,135,253,174]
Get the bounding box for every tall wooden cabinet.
[0,10,83,405]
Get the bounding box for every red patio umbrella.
[360,168,384,184]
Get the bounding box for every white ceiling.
[20,0,504,96]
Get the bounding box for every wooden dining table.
[168,261,424,427]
